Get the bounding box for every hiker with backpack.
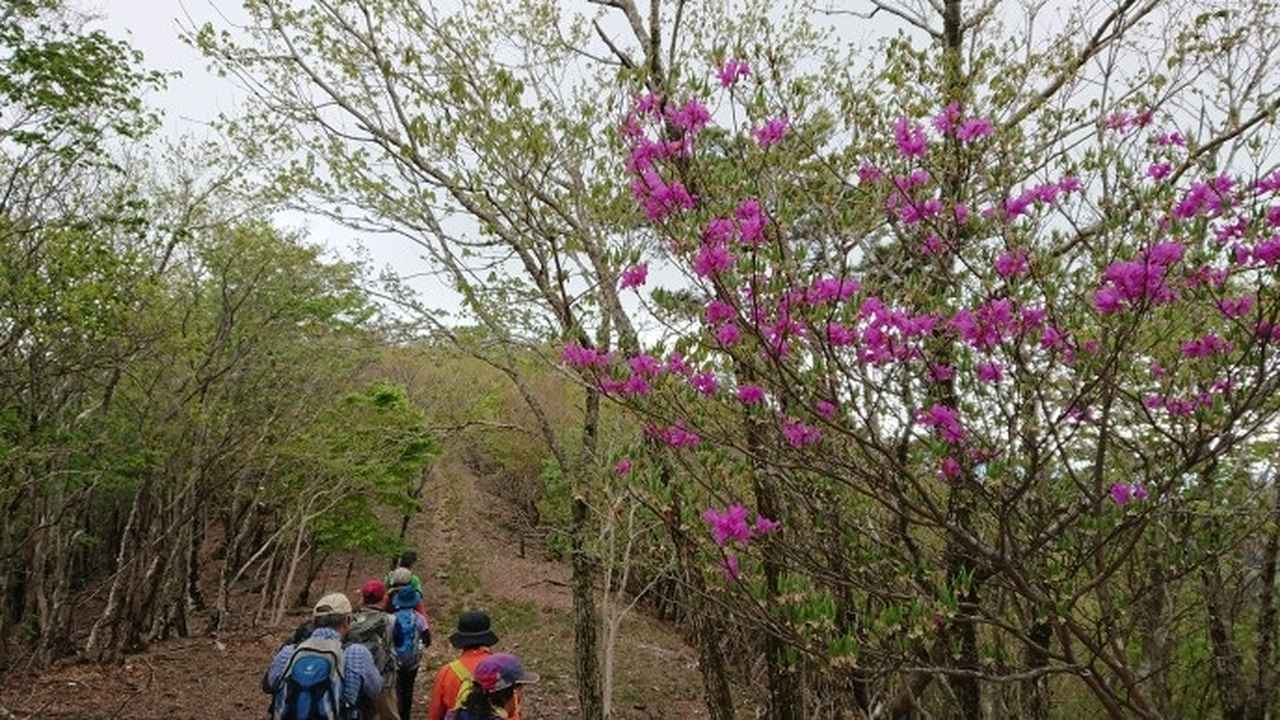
[426,611,520,720]
[443,654,538,720]
[349,580,402,720]
[265,592,384,720]
[387,551,424,594]
[385,575,431,720]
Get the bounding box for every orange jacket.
[427,648,522,720]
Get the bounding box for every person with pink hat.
[444,653,538,720]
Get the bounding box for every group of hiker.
[264,552,537,720]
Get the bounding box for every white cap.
[313,592,353,617]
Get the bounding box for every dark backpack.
[346,609,395,678]
[390,587,424,669]
[271,636,344,720]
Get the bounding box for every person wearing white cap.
[264,592,385,719]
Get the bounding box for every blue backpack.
[390,587,423,669]
[272,637,345,720]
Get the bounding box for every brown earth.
[0,461,709,720]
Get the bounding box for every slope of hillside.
[0,461,708,719]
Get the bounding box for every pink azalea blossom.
[634,92,663,116]
[753,515,781,535]
[933,102,963,135]
[1110,483,1133,505]
[954,203,970,224]
[1040,325,1067,351]
[562,342,609,368]
[666,352,692,376]
[1259,171,1280,193]
[737,384,765,405]
[718,58,750,87]
[721,554,741,581]
[753,116,789,148]
[940,456,961,480]
[919,404,966,444]
[667,99,712,135]
[858,163,883,183]
[705,299,736,325]
[893,116,928,158]
[1217,295,1256,319]
[632,170,695,222]
[1254,237,1280,265]
[815,400,837,420]
[806,277,861,305]
[1110,482,1148,506]
[690,371,719,396]
[826,322,856,346]
[715,323,742,346]
[704,217,735,245]
[1104,111,1132,131]
[1147,162,1172,181]
[736,199,767,246]
[649,422,701,448]
[703,504,752,546]
[921,234,947,256]
[629,353,661,377]
[1173,175,1234,220]
[620,263,648,289]
[614,458,632,476]
[1180,333,1232,358]
[693,241,735,277]
[956,117,993,142]
[951,299,1016,351]
[1021,307,1047,329]
[782,418,822,448]
[1092,286,1121,316]
[929,363,955,382]
[976,361,1003,384]
[995,250,1029,279]
[621,374,652,397]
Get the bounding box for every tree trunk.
[273,520,309,626]
[662,462,735,720]
[86,481,147,660]
[571,495,605,720]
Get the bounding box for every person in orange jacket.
[427,611,520,720]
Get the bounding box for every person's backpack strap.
[449,659,472,682]
[449,660,475,711]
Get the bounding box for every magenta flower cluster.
[1110,482,1149,506]
[1093,242,1185,314]
[718,59,750,88]
[620,263,648,289]
[702,504,781,580]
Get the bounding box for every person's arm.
[417,609,432,645]
[343,645,384,706]
[264,645,293,693]
[427,666,452,720]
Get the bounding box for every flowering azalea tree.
[570,2,1280,718]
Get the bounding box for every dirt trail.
[0,461,708,719]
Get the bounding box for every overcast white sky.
[91,0,460,315]
[84,1,914,331]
